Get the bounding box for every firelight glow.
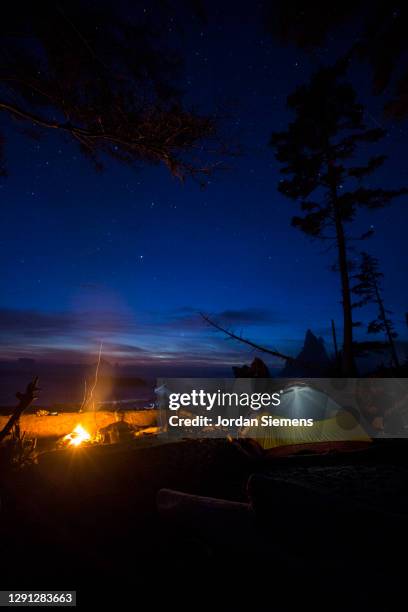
[64,424,91,447]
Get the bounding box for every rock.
[281,329,331,376]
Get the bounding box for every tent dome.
[239,384,371,451]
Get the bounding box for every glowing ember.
[63,424,91,447]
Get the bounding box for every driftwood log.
[0,409,158,439]
[157,488,256,549]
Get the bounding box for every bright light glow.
[63,424,91,447]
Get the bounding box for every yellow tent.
[239,384,371,451]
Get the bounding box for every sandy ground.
[1,438,408,608]
[0,409,158,438]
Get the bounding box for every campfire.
[62,424,92,448]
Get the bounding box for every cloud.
[215,308,285,325]
[0,306,295,367]
[0,307,147,356]
[160,306,286,330]
[0,308,76,336]
[0,307,145,337]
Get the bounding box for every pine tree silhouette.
[352,252,400,368]
[0,2,218,180]
[271,62,407,374]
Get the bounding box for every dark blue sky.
[1,1,407,373]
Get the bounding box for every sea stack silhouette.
[281,329,330,377]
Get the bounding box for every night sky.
[1,1,407,375]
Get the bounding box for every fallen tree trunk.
[157,488,256,548]
[201,313,319,371]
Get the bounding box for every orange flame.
[63,424,91,447]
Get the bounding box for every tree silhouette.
[352,252,400,368]
[0,1,218,180]
[271,62,407,374]
[267,1,408,119]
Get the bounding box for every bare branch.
[0,377,39,444]
[0,101,221,179]
[201,313,298,363]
